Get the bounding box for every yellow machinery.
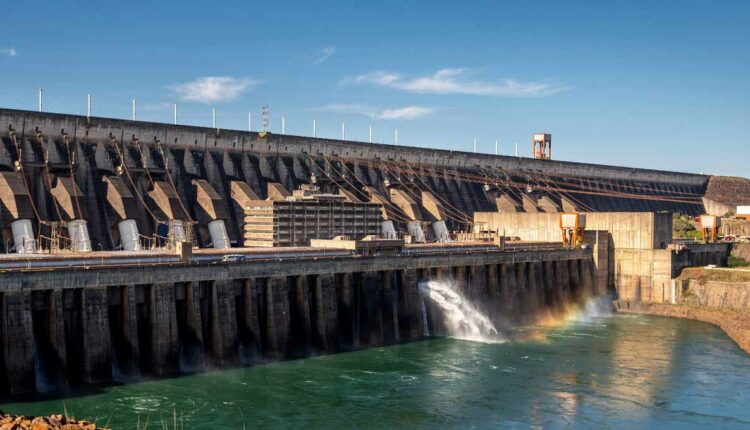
[699,215,721,243]
[560,212,586,249]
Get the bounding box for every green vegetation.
[729,255,750,268]
[673,213,700,240]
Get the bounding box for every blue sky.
[2,0,749,176]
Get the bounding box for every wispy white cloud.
[0,47,17,57]
[313,46,336,65]
[321,103,433,120]
[170,76,260,103]
[378,106,434,120]
[344,68,566,97]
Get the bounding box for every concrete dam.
[0,107,735,397]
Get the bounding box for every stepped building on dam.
[0,107,747,396]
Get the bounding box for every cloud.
[378,106,434,120]
[321,103,433,120]
[313,46,336,65]
[345,68,566,97]
[171,76,260,103]
[0,47,17,57]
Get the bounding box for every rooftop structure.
[243,185,383,247]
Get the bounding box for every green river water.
[2,314,749,429]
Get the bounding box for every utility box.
[560,213,586,229]
[176,241,193,261]
[700,215,721,229]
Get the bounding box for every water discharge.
[418,280,502,342]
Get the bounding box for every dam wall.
[0,247,594,396]
[473,212,730,301]
[0,108,709,254]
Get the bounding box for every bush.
[728,255,750,268]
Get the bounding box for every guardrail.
[0,243,570,272]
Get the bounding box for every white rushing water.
[418,280,503,343]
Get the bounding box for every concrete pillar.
[240,278,262,362]
[524,262,541,317]
[48,290,68,386]
[500,263,517,312]
[470,265,488,303]
[336,273,359,350]
[486,264,500,301]
[1,292,35,395]
[149,284,179,375]
[289,275,312,357]
[264,277,291,359]
[312,273,339,352]
[555,260,570,306]
[81,287,112,384]
[580,259,595,298]
[568,259,582,302]
[209,280,238,366]
[121,285,140,376]
[179,282,205,371]
[361,272,384,347]
[515,262,531,316]
[381,271,400,345]
[397,269,422,341]
[542,261,556,308]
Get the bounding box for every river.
[2,314,749,429]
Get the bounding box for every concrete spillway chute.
[193,179,231,249]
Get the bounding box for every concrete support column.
[470,265,488,303]
[515,262,530,316]
[312,273,339,352]
[81,287,112,384]
[48,290,68,385]
[209,280,238,366]
[526,262,542,318]
[568,259,582,302]
[397,268,422,341]
[240,278,262,362]
[542,260,557,308]
[177,282,204,371]
[121,285,140,376]
[381,271,400,345]
[149,284,179,375]
[361,272,384,347]
[1,292,35,395]
[336,273,359,350]
[264,277,291,359]
[556,259,571,304]
[289,276,312,357]
[486,264,500,301]
[580,259,595,298]
[500,263,517,313]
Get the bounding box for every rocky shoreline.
[0,413,107,430]
[614,300,750,354]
